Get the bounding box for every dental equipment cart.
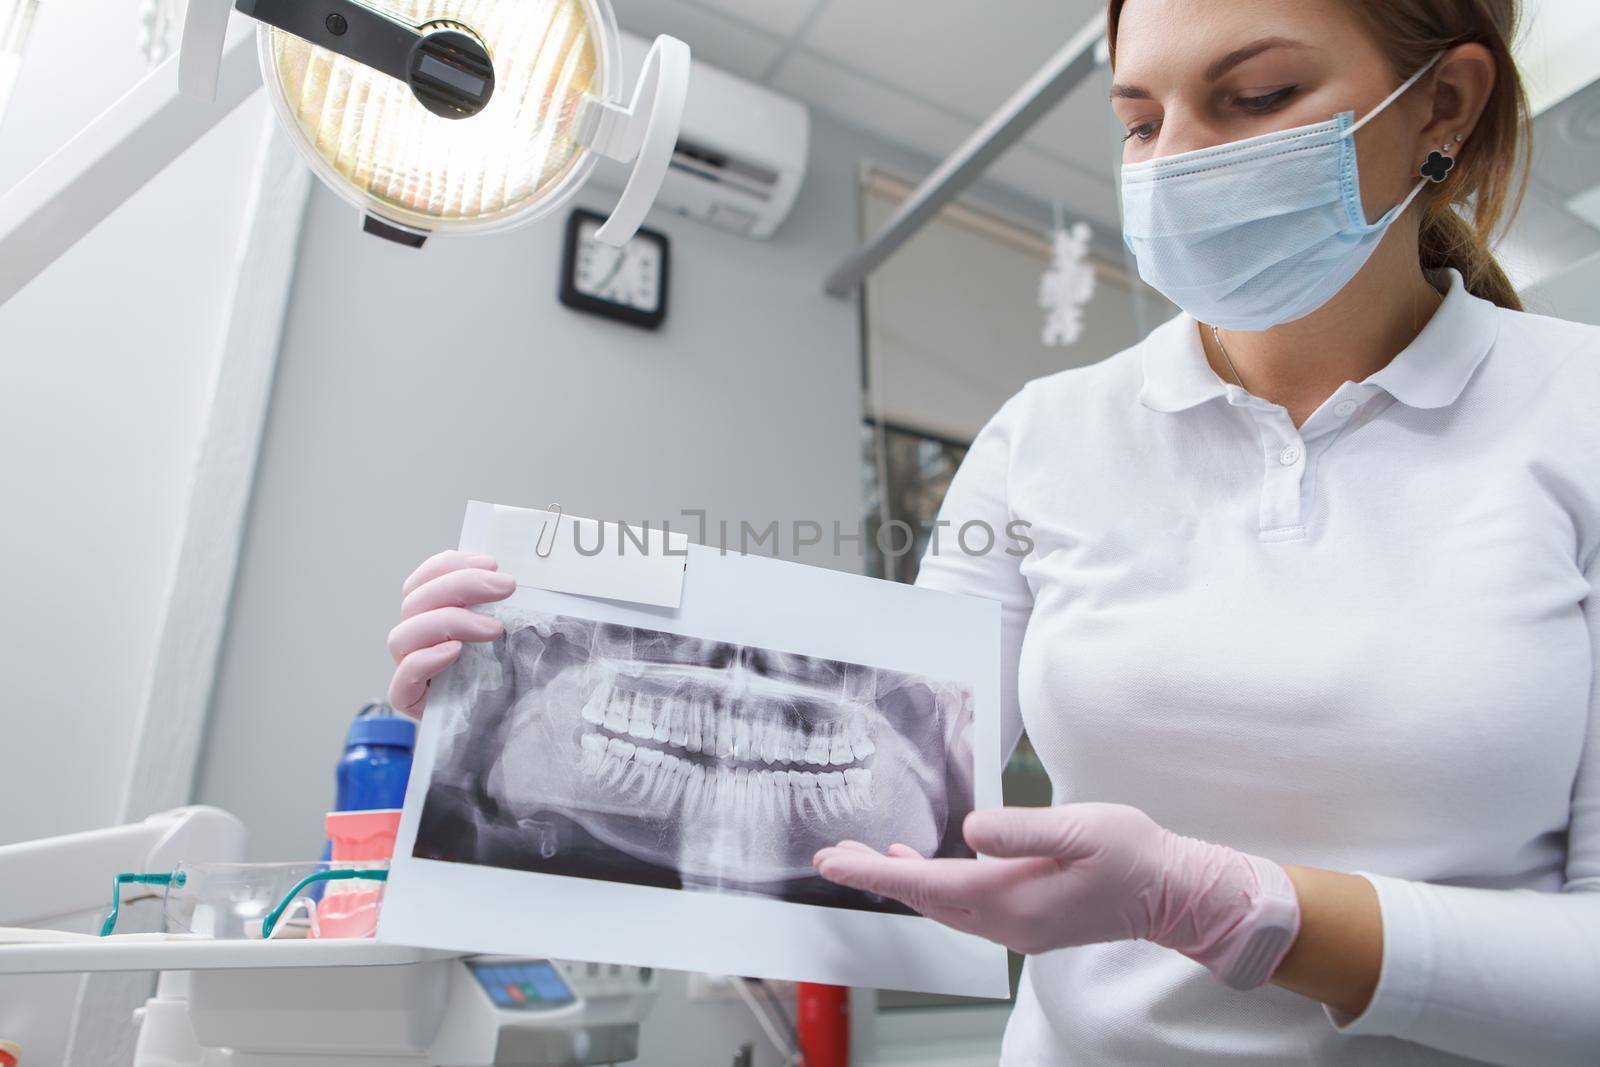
[0,808,661,1066]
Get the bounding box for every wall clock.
[559,207,670,330]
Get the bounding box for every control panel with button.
[468,959,577,1012]
[429,956,662,1066]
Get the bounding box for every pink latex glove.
[386,550,517,716]
[813,802,1301,990]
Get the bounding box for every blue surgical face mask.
[1118,54,1442,332]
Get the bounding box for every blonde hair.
[1105,0,1532,310]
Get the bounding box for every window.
[861,418,968,586]
[857,164,1141,445]
[860,410,1055,1011]
[855,166,1152,1031]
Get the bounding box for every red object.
[795,983,849,1067]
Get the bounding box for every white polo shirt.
[917,268,1600,1065]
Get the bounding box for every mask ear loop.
[1346,52,1444,139]
[1342,52,1447,224]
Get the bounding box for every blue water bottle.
[336,702,417,812]
[316,703,416,889]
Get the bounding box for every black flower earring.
[1420,133,1466,184]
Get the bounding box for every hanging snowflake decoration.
[1039,215,1096,347]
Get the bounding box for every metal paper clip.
[535,503,562,558]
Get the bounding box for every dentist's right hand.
[386,550,517,716]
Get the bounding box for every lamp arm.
[239,0,425,85]
[184,0,494,119]
[586,35,691,248]
[0,24,261,308]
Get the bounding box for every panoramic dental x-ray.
[415,606,976,911]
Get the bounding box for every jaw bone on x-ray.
[414,603,976,911]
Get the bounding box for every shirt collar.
[1137,268,1499,414]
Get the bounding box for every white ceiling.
[610,0,1124,226]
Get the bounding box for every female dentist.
[384,0,1600,1062]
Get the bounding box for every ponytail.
[1420,205,1522,311]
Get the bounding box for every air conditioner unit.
[591,32,810,240]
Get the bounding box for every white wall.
[1524,249,1600,325]
[1516,0,1600,115]
[0,89,270,847]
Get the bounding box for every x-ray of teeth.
[383,504,1006,996]
[413,603,977,913]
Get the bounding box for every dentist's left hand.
[813,802,1300,989]
[386,550,517,716]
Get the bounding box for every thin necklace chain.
[1209,277,1448,396]
[1210,323,1247,391]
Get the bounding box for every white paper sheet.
[380,501,1008,998]
[483,502,688,608]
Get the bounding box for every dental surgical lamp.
[0,0,689,302]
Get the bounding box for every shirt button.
[1278,444,1302,466]
[1333,399,1358,417]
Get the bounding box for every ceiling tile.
[611,0,785,83]
[769,49,975,163]
[772,47,1122,229]
[799,0,1102,120]
[684,0,824,38]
